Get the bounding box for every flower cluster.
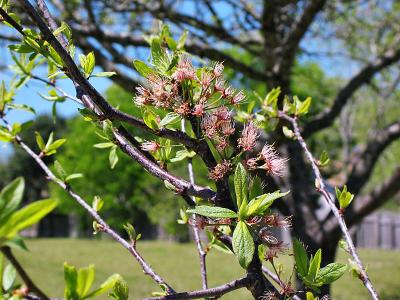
[201,107,235,151]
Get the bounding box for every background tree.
[1,0,399,298]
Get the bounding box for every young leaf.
[159,112,180,127]
[246,191,289,217]
[234,163,248,210]
[318,150,330,167]
[293,238,309,277]
[2,264,16,291]
[186,206,237,218]
[307,249,322,281]
[109,146,119,169]
[133,60,155,78]
[76,264,95,298]
[85,274,122,298]
[91,72,116,78]
[92,196,104,212]
[109,278,129,300]
[54,160,67,181]
[65,173,84,183]
[0,177,25,223]
[64,262,78,300]
[35,131,45,150]
[93,142,114,149]
[232,221,254,269]
[316,263,347,285]
[0,199,58,239]
[336,185,354,209]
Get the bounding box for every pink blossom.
[172,56,195,82]
[260,144,288,177]
[238,121,259,151]
[213,62,224,77]
[141,141,160,152]
[231,90,246,104]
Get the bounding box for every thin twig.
[181,119,208,290]
[0,118,175,294]
[143,276,250,300]
[0,247,49,300]
[278,112,379,300]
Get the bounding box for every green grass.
[12,239,400,299]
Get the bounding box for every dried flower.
[231,90,246,104]
[264,214,292,230]
[214,77,225,92]
[222,85,235,98]
[200,72,213,88]
[141,141,160,152]
[238,121,259,151]
[209,160,232,181]
[174,102,191,116]
[261,292,279,300]
[265,241,288,261]
[134,86,152,106]
[244,157,259,170]
[260,144,288,177]
[213,62,224,77]
[193,103,205,117]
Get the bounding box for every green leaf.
[177,30,188,49]
[92,196,103,212]
[92,72,116,78]
[64,262,78,300]
[133,60,155,78]
[76,265,95,298]
[54,160,67,181]
[318,150,330,167]
[0,177,24,224]
[336,185,354,209]
[170,149,196,162]
[234,163,248,213]
[0,128,14,142]
[93,142,114,149]
[85,274,122,298]
[85,52,95,76]
[109,278,129,300]
[307,249,322,281]
[246,191,289,217]
[2,264,16,291]
[142,109,158,129]
[65,173,84,182]
[186,206,237,218]
[45,138,66,154]
[232,221,254,268]
[159,112,180,127]
[296,96,312,115]
[109,146,119,169]
[0,199,58,239]
[35,131,45,150]
[4,236,28,251]
[7,103,36,114]
[151,39,171,72]
[316,263,347,285]
[293,239,309,277]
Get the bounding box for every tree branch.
[278,112,379,300]
[303,47,400,137]
[3,123,175,294]
[143,276,250,300]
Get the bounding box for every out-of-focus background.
[1,0,400,299]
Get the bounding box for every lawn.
[12,239,400,299]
